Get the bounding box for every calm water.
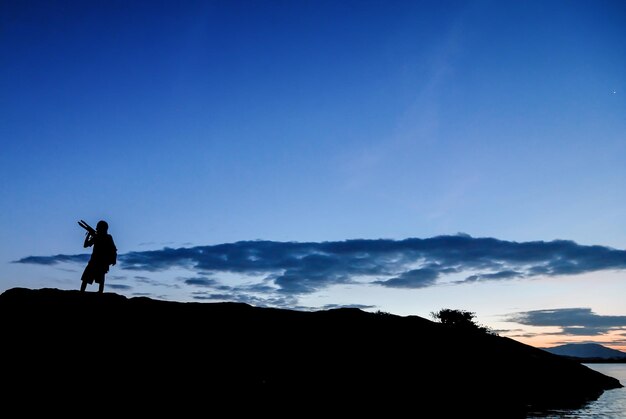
[527,363,626,418]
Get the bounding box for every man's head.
[96,220,109,233]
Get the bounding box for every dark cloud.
[461,270,522,283]
[107,284,132,291]
[183,277,218,287]
[16,254,89,265]
[190,291,298,308]
[135,276,180,288]
[505,308,626,336]
[376,268,439,288]
[14,234,626,295]
[131,292,153,297]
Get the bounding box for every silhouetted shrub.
[430,308,498,335]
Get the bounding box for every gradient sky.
[2,0,625,351]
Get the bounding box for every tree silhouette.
[430,308,498,335]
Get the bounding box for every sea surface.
[527,363,626,418]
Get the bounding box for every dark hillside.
[1,288,621,416]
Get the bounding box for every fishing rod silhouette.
[77,220,97,236]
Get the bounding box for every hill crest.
[1,287,622,416]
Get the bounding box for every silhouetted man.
[80,220,117,293]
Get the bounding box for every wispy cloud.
[14,234,626,296]
[17,254,89,265]
[183,277,219,287]
[107,283,133,291]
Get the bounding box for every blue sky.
[2,0,625,350]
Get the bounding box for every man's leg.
[80,265,91,292]
[97,272,105,293]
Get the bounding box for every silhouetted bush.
[430,308,498,335]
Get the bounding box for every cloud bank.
[506,308,626,336]
[15,234,626,296]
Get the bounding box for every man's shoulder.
[98,234,115,244]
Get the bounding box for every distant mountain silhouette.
[543,343,626,362]
[1,287,622,417]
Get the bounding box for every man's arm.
[83,233,94,248]
[79,220,96,248]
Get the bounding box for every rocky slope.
[1,287,621,417]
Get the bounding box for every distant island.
[1,287,622,417]
[542,343,626,363]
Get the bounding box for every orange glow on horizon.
[506,330,626,353]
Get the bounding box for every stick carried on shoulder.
[78,220,96,236]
